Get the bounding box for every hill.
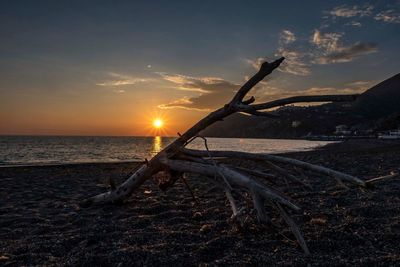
[202,73,400,138]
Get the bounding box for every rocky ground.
[0,139,399,266]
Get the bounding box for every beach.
[1,139,399,266]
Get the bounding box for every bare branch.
[180,148,366,187]
[242,96,256,105]
[161,158,300,211]
[231,57,285,103]
[365,172,399,185]
[233,166,276,180]
[250,188,269,223]
[276,203,310,255]
[82,163,153,205]
[262,160,311,188]
[241,94,360,112]
[242,110,279,118]
[225,188,239,217]
[180,174,200,205]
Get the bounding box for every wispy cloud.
[244,57,265,70]
[346,80,376,90]
[328,4,373,18]
[298,86,368,95]
[246,53,310,77]
[276,49,311,76]
[158,97,209,111]
[255,81,373,104]
[279,30,296,44]
[345,21,362,27]
[96,72,149,87]
[246,30,310,76]
[156,73,228,93]
[327,3,400,24]
[158,73,239,111]
[311,30,343,52]
[310,30,377,64]
[374,9,400,23]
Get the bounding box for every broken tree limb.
[262,160,311,188]
[160,158,300,211]
[250,187,269,223]
[242,110,280,118]
[276,203,310,255]
[233,166,276,180]
[239,94,360,112]
[180,148,366,187]
[231,57,285,103]
[365,172,399,185]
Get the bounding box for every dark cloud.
[314,42,378,64]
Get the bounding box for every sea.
[0,136,335,166]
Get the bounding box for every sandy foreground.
[0,140,399,266]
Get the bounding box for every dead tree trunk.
[82,57,373,254]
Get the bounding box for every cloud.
[310,30,377,64]
[255,81,371,104]
[158,73,239,111]
[276,49,311,76]
[327,4,400,24]
[246,29,310,77]
[311,30,343,52]
[345,21,362,27]
[374,10,400,23]
[298,86,367,95]
[246,53,310,77]
[313,42,378,64]
[279,30,296,44]
[244,57,264,70]
[346,80,375,90]
[97,72,148,87]
[158,97,207,111]
[156,73,228,93]
[328,4,373,18]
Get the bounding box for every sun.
[153,118,163,129]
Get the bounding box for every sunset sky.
[1,0,399,136]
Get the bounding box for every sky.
[0,0,399,136]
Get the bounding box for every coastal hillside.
[202,73,400,138]
[351,73,400,119]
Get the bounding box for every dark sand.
[1,140,400,266]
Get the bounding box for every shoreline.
[0,138,339,168]
[2,138,399,169]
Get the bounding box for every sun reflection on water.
[152,136,163,155]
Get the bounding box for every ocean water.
[0,136,335,166]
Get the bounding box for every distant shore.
[1,139,399,265]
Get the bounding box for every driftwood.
[82,57,381,254]
[365,172,399,186]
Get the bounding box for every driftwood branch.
[161,158,300,211]
[81,56,370,254]
[365,172,399,185]
[276,203,310,255]
[180,148,366,187]
[239,94,359,112]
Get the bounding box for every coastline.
[1,139,399,265]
